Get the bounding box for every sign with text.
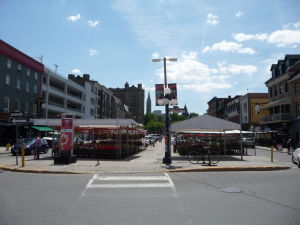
[155,83,178,106]
[60,118,74,151]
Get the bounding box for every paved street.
[0,169,299,225]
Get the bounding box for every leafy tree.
[145,120,164,134]
[188,112,199,118]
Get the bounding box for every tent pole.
[240,129,243,160]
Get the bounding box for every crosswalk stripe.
[93,175,169,181]
[88,183,173,188]
[85,173,175,189]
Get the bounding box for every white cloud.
[87,20,100,27]
[233,33,268,42]
[233,29,300,47]
[206,13,219,25]
[152,52,160,59]
[235,11,243,18]
[268,29,300,47]
[71,69,81,74]
[293,21,300,28]
[88,49,98,56]
[203,41,256,55]
[67,14,81,22]
[154,51,257,93]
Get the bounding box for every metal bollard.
[271,146,274,162]
[21,143,25,167]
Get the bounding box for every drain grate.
[219,187,242,193]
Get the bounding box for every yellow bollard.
[6,143,11,151]
[271,145,274,162]
[21,143,25,167]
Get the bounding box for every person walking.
[34,134,42,160]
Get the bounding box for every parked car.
[292,148,300,168]
[11,138,49,156]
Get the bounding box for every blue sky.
[1,0,300,115]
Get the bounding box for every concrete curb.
[165,166,291,173]
[0,165,84,174]
[0,152,11,155]
[0,164,291,174]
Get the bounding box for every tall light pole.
[152,57,177,165]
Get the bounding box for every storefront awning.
[260,97,292,110]
[31,126,53,132]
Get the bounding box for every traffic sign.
[11,119,27,124]
[10,112,24,117]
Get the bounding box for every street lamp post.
[152,57,177,165]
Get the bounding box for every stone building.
[146,92,151,114]
[110,82,145,124]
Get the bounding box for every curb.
[0,165,85,174]
[164,166,291,173]
[0,164,291,174]
[0,152,11,155]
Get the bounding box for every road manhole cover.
[219,187,242,193]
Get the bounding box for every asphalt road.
[0,169,299,225]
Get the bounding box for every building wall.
[111,83,145,124]
[0,41,43,118]
[249,97,269,126]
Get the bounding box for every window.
[34,72,38,80]
[4,97,9,112]
[7,59,12,69]
[33,84,38,94]
[26,82,29,92]
[295,83,300,97]
[27,69,30,77]
[33,104,36,115]
[5,74,10,85]
[269,87,272,97]
[279,83,285,94]
[17,79,21,89]
[25,102,29,113]
[285,81,288,92]
[15,99,20,111]
[90,108,95,116]
[296,103,300,117]
[243,103,247,112]
[17,64,22,72]
[274,85,277,96]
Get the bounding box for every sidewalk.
[0,143,291,174]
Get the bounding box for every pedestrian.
[34,134,42,160]
[286,138,293,155]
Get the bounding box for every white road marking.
[85,173,176,191]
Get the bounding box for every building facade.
[261,55,300,146]
[110,82,145,124]
[0,40,44,144]
[239,93,269,131]
[207,97,229,118]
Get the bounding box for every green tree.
[188,112,199,118]
[145,120,164,134]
